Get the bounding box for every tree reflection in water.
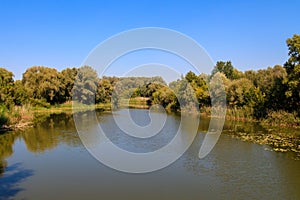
[0,112,81,199]
[0,163,34,200]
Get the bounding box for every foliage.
[227,78,259,108]
[72,66,98,105]
[138,82,165,98]
[261,110,300,127]
[152,86,178,110]
[248,66,287,110]
[209,72,228,107]
[0,34,300,127]
[30,98,51,108]
[211,61,235,80]
[0,104,8,127]
[186,71,210,107]
[60,67,78,102]
[284,34,300,116]
[96,78,114,103]
[22,66,63,105]
[168,78,199,112]
[0,68,14,108]
[13,80,28,106]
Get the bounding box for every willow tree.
[284,34,300,115]
[22,66,63,105]
[72,66,99,105]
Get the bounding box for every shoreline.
[2,103,299,157]
[6,102,300,129]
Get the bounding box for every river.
[0,109,299,199]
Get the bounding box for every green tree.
[60,67,78,102]
[72,66,98,104]
[249,65,287,112]
[209,72,229,106]
[227,78,258,108]
[185,71,210,107]
[0,68,14,108]
[170,79,198,112]
[96,78,113,103]
[22,66,63,105]
[211,61,235,79]
[139,82,165,98]
[13,80,28,106]
[284,34,300,115]
[152,86,178,110]
[185,71,198,83]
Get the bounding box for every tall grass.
[0,104,34,129]
[261,110,300,127]
[8,105,34,126]
[200,106,255,121]
[225,107,255,121]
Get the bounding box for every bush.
[262,110,300,127]
[30,98,51,108]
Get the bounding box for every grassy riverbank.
[0,105,34,131]
[1,100,299,157]
[1,100,299,131]
[32,101,112,113]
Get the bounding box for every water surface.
[0,109,299,199]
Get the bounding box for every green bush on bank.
[261,110,300,127]
[0,104,33,128]
[30,98,51,109]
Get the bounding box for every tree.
[227,78,265,118]
[185,71,210,107]
[96,78,113,103]
[209,72,229,107]
[185,71,198,83]
[0,68,14,108]
[22,66,63,105]
[72,66,99,104]
[227,78,258,108]
[139,82,164,98]
[250,65,287,111]
[152,86,178,110]
[170,79,198,112]
[211,61,235,79]
[60,67,78,102]
[13,80,28,106]
[284,34,300,115]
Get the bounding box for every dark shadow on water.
[0,162,34,200]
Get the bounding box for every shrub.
[262,110,300,127]
[30,98,51,108]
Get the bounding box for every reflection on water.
[0,163,34,200]
[0,109,299,199]
[0,113,81,156]
[0,160,7,177]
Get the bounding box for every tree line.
[0,34,299,124]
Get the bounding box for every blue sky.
[0,0,299,80]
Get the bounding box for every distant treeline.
[0,34,299,126]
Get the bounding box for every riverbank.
[32,101,112,114]
[4,99,299,130]
[1,100,299,157]
[0,105,34,132]
[0,102,110,131]
[21,97,300,128]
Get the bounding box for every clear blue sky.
[0,0,299,80]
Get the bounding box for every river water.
[0,109,299,199]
